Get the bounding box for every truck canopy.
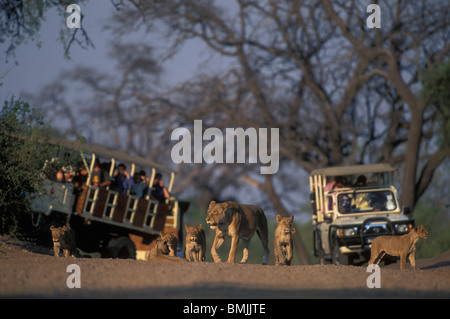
[51,136,174,176]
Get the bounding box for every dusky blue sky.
[0,1,231,102]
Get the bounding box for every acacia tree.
[321,0,449,213]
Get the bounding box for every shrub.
[0,98,54,235]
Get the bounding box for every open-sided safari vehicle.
[30,138,189,260]
[310,164,414,265]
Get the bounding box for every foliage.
[0,97,54,235]
[0,0,90,60]
[421,59,450,146]
[414,201,450,259]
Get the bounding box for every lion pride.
[206,201,270,265]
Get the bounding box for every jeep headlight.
[337,227,358,237]
[396,223,412,233]
[344,227,358,236]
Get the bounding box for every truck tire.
[105,236,136,259]
[314,230,329,265]
[332,243,349,265]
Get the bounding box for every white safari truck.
[30,138,189,259]
[310,164,414,265]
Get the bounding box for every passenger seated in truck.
[325,176,346,191]
[130,172,147,198]
[111,163,133,194]
[338,194,352,213]
[353,175,367,187]
[73,164,88,214]
[151,173,170,202]
[91,159,111,189]
[56,169,65,183]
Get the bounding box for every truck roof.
[310,163,396,177]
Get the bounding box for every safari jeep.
[30,137,189,260]
[310,164,414,265]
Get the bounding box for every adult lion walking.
[206,201,270,265]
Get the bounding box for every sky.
[0,1,226,102]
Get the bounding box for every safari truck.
[310,164,414,265]
[30,137,189,260]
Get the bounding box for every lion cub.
[185,224,206,262]
[161,232,178,257]
[50,225,76,257]
[368,225,428,270]
[147,232,187,262]
[274,214,296,266]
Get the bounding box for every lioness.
[185,224,206,262]
[368,225,428,270]
[50,225,76,257]
[206,201,270,264]
[147,232,187,263]
[274,214,296,266]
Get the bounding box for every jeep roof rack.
[310,163,396,177]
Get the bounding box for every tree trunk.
[400,107,424,213]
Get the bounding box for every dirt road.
[1,236,449,299]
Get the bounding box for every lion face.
[206,201,228,229]
[415,225,428,238]
[50,225,66,243]
[157,238,170,255]
[158,232,177,255]
[186,224,203,243]
[276,215,296,235]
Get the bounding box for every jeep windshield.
[337,190,397,214]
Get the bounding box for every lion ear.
[160,231,164,237]
[289,215,294,222]
[198,224,203,229]
[208,201,216,209]
[276,214,282,223]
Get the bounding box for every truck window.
[338,191,397,214]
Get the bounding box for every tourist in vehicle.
[325,176,346,191]
[130,172,147,198]
[73,163,88,214]
[151,172,170,202]
[56,169,65,183]
[91,159,111,189]
[111,163,133,194]
[353,175,367,187]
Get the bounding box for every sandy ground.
[1,236,449,299]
